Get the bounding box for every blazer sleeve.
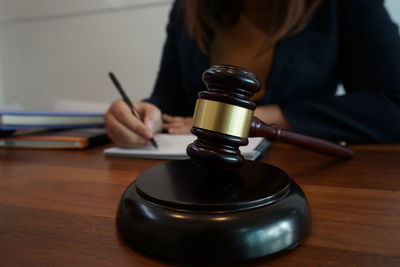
[281,0,400,143]
[142,0,186,115]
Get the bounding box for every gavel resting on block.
[116,65,349,263]
[187,64,354,170]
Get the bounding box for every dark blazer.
[144,0,400,143]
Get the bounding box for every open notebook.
[104,134,270,160]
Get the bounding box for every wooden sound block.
[116,160,311,262]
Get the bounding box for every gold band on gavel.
[192,99,254,138]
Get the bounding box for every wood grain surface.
[0,143,399,266]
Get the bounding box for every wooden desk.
[0,143,399,266]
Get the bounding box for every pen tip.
[150,138,158,149]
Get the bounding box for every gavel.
[187,65,354,169]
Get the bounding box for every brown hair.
[185,0,323,53]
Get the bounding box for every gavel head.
[186,65,260,170]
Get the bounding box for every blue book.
[0,110,105,130]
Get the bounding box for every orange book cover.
[0,128,109,149]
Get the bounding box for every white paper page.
[104,134,269,160]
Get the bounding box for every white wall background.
[385,0,400,26]
[0,0,173,111]
[0,0,399,111]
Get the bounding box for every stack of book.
[0,111,109,149]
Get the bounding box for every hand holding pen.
[106,72,161,148]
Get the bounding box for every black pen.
[108,72,158,149]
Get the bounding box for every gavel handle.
[249,117,354,159]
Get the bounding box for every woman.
[105,0,400,147]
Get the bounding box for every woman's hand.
[254,104,291,130]
[162,114,193,134]
[104,99,162,147]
